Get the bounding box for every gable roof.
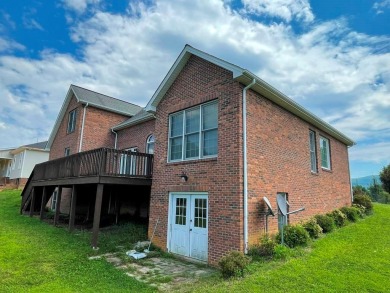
[145,45,355,147]
[11,141,49,155]
[46,85,142,150]
[112,109,155,131]
[24,141,48,150]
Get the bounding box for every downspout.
[347,146,353,203]
[111,128,118,149]
[78,103,89,152]
[243,78,256,254]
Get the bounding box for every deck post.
[29,188,35,217]
[39,187,47,220]
[91,184,104,249]
[69,185,77,231]
[54,186,62,226]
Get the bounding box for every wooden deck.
[20,148,154,249]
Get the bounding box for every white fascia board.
[79,101,134,117]
[113,115,155,131]
[238,71,355,146]
[145,45,244,112]
[46,86,75,149]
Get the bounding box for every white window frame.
[146,134,155,154]
[67,109,77,134]
[309,130,317,173]
[168,100,218,162]
[64,147,70,157]
[320,136,331,170]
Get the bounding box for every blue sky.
[0,0,389,178]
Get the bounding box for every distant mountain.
[351,175,380,188]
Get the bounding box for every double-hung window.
[169,101,218,161]
[67,109,77,134]
[320,136,331,170]
[309,130,317,173]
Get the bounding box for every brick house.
[21,45,354,265]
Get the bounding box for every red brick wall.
[50,94,129,160]
[50,95,82,160]
[246,89,352,244]
[82,107,129,151]
[117,119,155,151]
[149,55,244,265]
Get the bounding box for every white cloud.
[241,0,314,22]
[0,37,25,52]
[62,0,102,14]
[0,0,389,162]
[373,0,390,14]
[23,18,44,31]
[349,142,390,164]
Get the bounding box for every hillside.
[352,175,380,188]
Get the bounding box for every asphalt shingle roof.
[23,141,48,150]
[71,85,142,116]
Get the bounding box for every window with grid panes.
[168,101,218,161]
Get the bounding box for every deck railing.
[32,148,154,181]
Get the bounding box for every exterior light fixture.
[180,172,188,182]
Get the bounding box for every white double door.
[169,193,208,261]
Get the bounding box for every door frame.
[167,192,209,261]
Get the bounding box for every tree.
[353,185,368,196]
[368,177,381,202]
[380,164,390,194]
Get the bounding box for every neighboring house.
[21,45,354,265]
[0,142,49,188]
[0,147,14,185]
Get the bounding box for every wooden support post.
[91,184,104,249]
[69,185,77,231]
[54,186,62,226]
[29,188,35,217]
[40,187,47,220]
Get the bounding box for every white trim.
[144,45,354,147]
[320,136,331,170]
[79,103,89,152]
[145,45,243,113]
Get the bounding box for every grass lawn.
[0,189,155,293]
[190,203,390,292]
[2,189,390,293]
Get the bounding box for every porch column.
[69,185,77,231]
[54,186,62,226]
[29,188,35,217]
[91,184,104,249]
[39,187,47,220]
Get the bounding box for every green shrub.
[276,225,310,248]
[273,244,290,260]
[353,194,373,215]
[328,209,347,227]
[218,251,251,278]
[314,214,335,233]
[352,204,366,218]
[302,218,323,238]
[248,234,276,259]
[340,206,360,222]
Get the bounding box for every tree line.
[353,164,390,204]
